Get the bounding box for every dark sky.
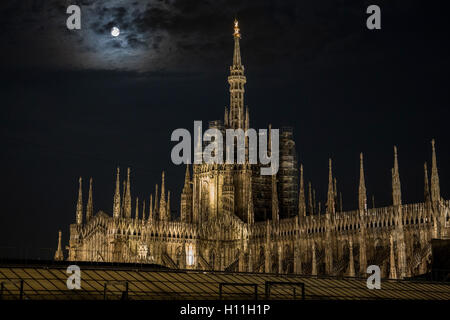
[1,0,449,259]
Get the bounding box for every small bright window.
[187,245,195,266]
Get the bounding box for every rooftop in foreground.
[0,260,449,300]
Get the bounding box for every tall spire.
[121,180,126,216]
[326,159,335,214]
[124,167,132,218]
[113,167,121,219]
[161,171,166,203]
[154,184,159,218]
[308,181,313,215]
[313,188,317,215]
[228,19,246,129]
[431,139,441,202]
[271,174,279,223]
[159,171,167,221]
[298,164,306,216]
[76,177,83,225]
[148,194,153,222]
[86,177,93,222]
[181,164,193,223]
[135,197,139,220]
[142,199,146,222]
[392,146,402,206]
[358,155,368,275]
[166,190,171,221]
[358,153,367,211]
[424,162,431,203]
[333,177,338,213]
[54,230,64,261]
[232,19,242,68]
[184,164,191,188]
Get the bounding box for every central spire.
[232,19,243,69]
[227,19,247,129]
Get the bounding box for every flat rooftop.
[0,260,449,300]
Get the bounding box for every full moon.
[111,27,120,37]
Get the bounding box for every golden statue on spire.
[233,19,241,38]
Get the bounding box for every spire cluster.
[72,166,174,224]
[295,140,441,219]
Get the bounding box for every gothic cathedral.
[56,21,450,279]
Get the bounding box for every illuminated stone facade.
[57,21,450,279]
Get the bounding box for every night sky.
[1,0,449,259]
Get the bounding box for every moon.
[111,27,120,37]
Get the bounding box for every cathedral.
[56,20,450,279]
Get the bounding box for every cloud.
[0,0,434,74]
